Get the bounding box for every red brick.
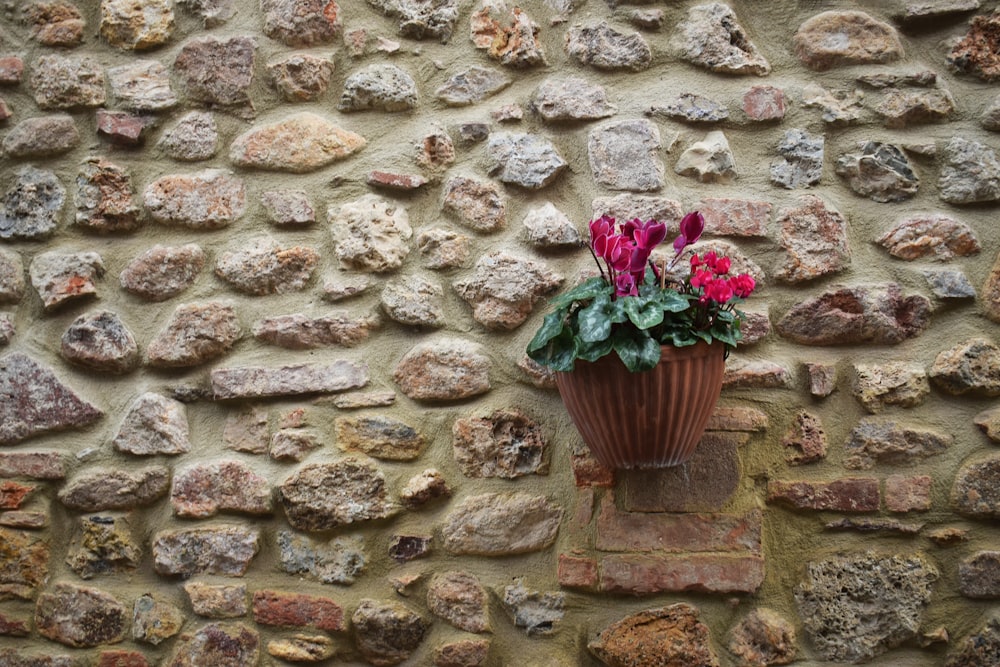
[96,651,150,667]
[695,198,771,237]
[767,478,880,512]
[706,406,769,432]
[0,452,65,479]
[597,499,761,554]
[571,452,614,488]
[885,474,932,513]
[557,554,598,590]
[0,481,34,509]
[252,590,345,632]
[600,553,765,594]
[742,85,786,121]
[572,488,596,529]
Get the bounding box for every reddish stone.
[806,362,837,397]
[0,57,24,85]
[597,501,762,554]
[886,475,932,513]
[706,406,769,431]
[0,99,10,122]
[0,452,65,479]
[557,554,599,590]
[96,110,148,145]
[97,651,150,667]
[767,478,880,512]
[0,512,46,528]
[743,85,786,120]
[723,360,791,388]
[571,452,614,488]
[0,610,29,636]
[782,410,828,465]
[949,12,1000,81]
[366,171,428,191]
[0,481,34,509]
[600,553,765,594]
[251,590,345,631]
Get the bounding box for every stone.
[183,583,247,618]
[58,467,169,511]
[728,608,797,667]
[794,11,903,70]
[108,61,177,111]
[825,518,925,535]
[852,362,930,412]
[329,391,396,409]
[0,315,13,346]
[960,552,1000,598]
[261,190,315,226]
[144,170,245,229]
[675,130,738,183]
[770,129,824,189]
[945,617,1000,667]
[166,623,259,666]
[442,177,506,232]
[416,128,455,171]
[474,7,545,68]
[388,535,431,563]
[66,516,141,580]
[119,244,205,302]
[486,132,567,189]
[588,119,665,191]
[380,276,445,328]
[930,337,1000,395]
[30,55,105,109]
[975,405,1000,441]
[743,85,786,121]
[269,430,320,461]
[253,312,378,348]
[782,411,828,465]
[95,110,149,145]
[400,469,451,508]
[0,167,65,241]
[277,531,366,585]
[252,590,344,631]
[0,353,102,446]
[210,360,368,400]
[171,460,272,518]
[223,407,268,454]
[454,251,563,330]
[835,141,919,202]
[776,283,930,344]
[74,158,140,234]
[146,302,241,368]
[113,393,189,456]
[803,84,861,123]
[845,420,952,469]
[29,251,103,312]
[673,3,770,75]
[876,88,955,127]
[99,0,172,49]
[158,112,219,161]
[0,482,33,510]
[417,228,472,269]
[565,22,651,71]
[452,409,548,478]
[531,76,616,122]
[723,359,791,389]
[60,311,140,374]
[267,634,335,662]
[878,214,980,260]
[0,452,65,480]
[522,203,581,248]
[262,0,340,46]
[0,610,29,636]
[153,526,259,577]
[35,583,126,647]
[173,36,256,113]
[436,66,510,106]
[427,571,489,633]
[767,478,879,512]
[0,249,24,304]
[434,639,490,667]
[0,527,49,600]
[457,122,489,143]
[279,458,396,531]
[897,0,980,26]
[335,415,423,460]
[500,581,565,636]
[885,475,932,513]
[366,171,428,191]
[2,115,78,158]
[949,11,1000,80]
[441,492,561,555]
[589,604,719,667]
[230,112,365,172]
[952,454,1000,518]
[353,599,430,666]
[133,594,183,645]
[330,194,412,271]
[591,194,684,229]
[215,237,318,295]
[267,54,333,103]
[22,0,85,46]
[0,57,23,85]
[648,93,729,123]
[983,253,1000,320]
[339,64,417,112]
[794,553,937,662]
[393,338,491,400]
[368,0,458,41]
[939,137,1000,203]
[0,650,77,666]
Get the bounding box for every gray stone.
[0,353,102,446]
[58,467,170,511]
[0,314,13,347]
[794,553,937,662]
[982,93,1000,130]
[896,0,980,26]
[99,0,173,49]
[157,111,219,161]
[939,137,1000,204]
[2,115,78,158]
[532,76,616,122]
[335,415,424,460]
[417,228,472,269]
[60,310,140,374]
[975,406,1000,442]
[353,599,430,666]
[268,54,333,102]
[588,119,665,191]
[367,0,459,41]
[486,132,566,189]
[793,10,903,70]
[29,251,104,312]
[930,337,1000,396]
[673,3,770,75]
[215,236,319,295]
[277,531,366,585]
[132,594,183,645]
[279,459,397,531]
[29,55,106,109]
[35,583,126,648]
[144,170,245,229]
[339,64,417,112]
[108,60,177,111]
[66,516,141,580]
[147,302,241,368]
[0,167,65,241]
[876,88,955,128]
[953,454,1000,518]
[852,363,930,413]
[945,617,1000,667]
[773,195,850,283]
[728,608,798,667]
[452,409,548,478]
[261,190,314,226]
[330,194,412,272]
[500,581,565,636]
[878,214,980,260]
[230,112,365,172]
[648,93,729,123]
[171,460,272,518]
[75,158,140,234]
[113,393,189,456]
[380,276,444,328]
[0,650,77,667]
[441,492,561,556]
[960,551,1000,598]
[173,36,256,113]
[427,571,489,633]
[675,130,738,183]
[261,0,340,46]
[253,312,378,349]
[153,526,259,577]
[802,83,865,124]
[442,177,506,232]
[167,623,260,666]
[923,268,976,299]
[0,249,24,304]
[119,244,205,301]
[454,251,563,330]
[845,419,952,469]
[211,360,369,400]
[269,430,320,461]
[592,194,684,227]
[0,452,65,480]
[436,66,510,106]
[565,22,651,71]
[836,141,919,202]
[522,203,580,248]
[770,128,824,189]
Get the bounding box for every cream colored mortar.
[2,0,999,664]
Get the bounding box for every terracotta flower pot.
[554,341,726,469]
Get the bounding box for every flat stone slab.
[211,360,369,400]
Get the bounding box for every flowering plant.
[526,211,756,373]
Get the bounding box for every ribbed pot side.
[554,341,726,469]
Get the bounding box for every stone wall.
[2,0,1000,665]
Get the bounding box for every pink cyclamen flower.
[633,220,667,250]
[714,256,731,275]
[732,273,756,298]
[679,211,705,245]
[705,278,735,304]
[615,272,638,296]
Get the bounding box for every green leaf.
[526,310,568,354]
[547,277,610,308]
[622,295,664,330]
[577,336,614,362]
[578,293,614,343]
[657,290,690,313]
[526,326,579,371]
[612,329,661,372]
